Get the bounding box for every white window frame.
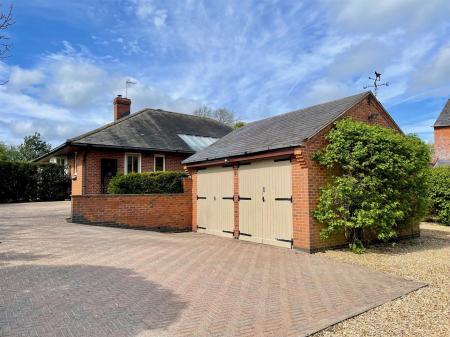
[154,154,165,172]
[124,153,141,174]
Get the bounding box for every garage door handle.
[222,197,234,200]
[275,197,292,202]
[238,196,251,201]
[239,231,252,237]
[198,226,207,229]
[197,196,207,200]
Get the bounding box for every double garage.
[196,158,293,248]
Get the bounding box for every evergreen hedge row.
[427,167,450,225]
[0,161,71,203]
[108,171,187,194]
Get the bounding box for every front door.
[101,159,118,193]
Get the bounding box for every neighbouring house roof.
[434,99,450,127]
[184,91,395,164]
[434,159,450,167]
[36,109,232,161]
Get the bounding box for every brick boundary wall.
[71,179,192,232]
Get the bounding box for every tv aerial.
[363,71,389,96]
[125,79,137,98]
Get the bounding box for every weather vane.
[363,71,389,97]
[125,79,136,98]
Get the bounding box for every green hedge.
[108,171,187,194]
[427,167,450,225]
[0,161,71,203]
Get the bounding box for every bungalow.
[37,95,232,194]
[182,91,415,252]
[433,99,450,167]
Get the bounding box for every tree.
[313,119,430,252]
[0,3,13,84]
[233,121,246,129]
[193,105,236,126]
[193,105,214,119]
[7,133,52,161]
[0,142,7,160]
[212,108,235,125]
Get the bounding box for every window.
[154,154,165,172]
[50,156,69,174]
[125,153,141,174]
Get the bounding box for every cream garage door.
[196,166,234,237]
[238,158,293,248]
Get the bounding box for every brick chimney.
[113,95,131,121]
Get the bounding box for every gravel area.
[313,222,450,337]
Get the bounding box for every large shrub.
[0,161,71,203]
[427,167,450,225]
[313,119,431,251]
[37,164,72,201]
[108,171,187,194]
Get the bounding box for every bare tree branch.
[0,3,14,84]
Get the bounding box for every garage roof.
[183,91,380,164]
[434,99,450,127]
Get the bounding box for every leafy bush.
[427,167,450,225]
[0,161,71,203]
[108,171,187,194]
[313,119,431,251]
[37,164,72,201]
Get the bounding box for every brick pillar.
[292,148,312,252]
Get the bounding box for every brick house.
[38,95,232,195]
[433,99,450,167]
[182,91,416,252]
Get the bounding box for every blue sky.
[1,0,449,146]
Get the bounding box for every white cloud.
[8,67,45,91]
[153,9,167,27]
[409,44,450,96]
[326,0,450,34]
[0,42,204,146]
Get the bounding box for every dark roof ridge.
[149,108,230,127]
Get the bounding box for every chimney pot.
[113,95,131,121]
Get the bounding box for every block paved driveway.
[0,202,424,337]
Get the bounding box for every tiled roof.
[434,100,450,127]
[183,92,373,164]
[69,109,232,153]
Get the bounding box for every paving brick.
[0,201,424,337]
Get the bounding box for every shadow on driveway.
[0,264,186,337]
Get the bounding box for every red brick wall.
[72,149,190,195]
[434,127,450,163]
[296,95,416,251]
[71,178,192,231]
